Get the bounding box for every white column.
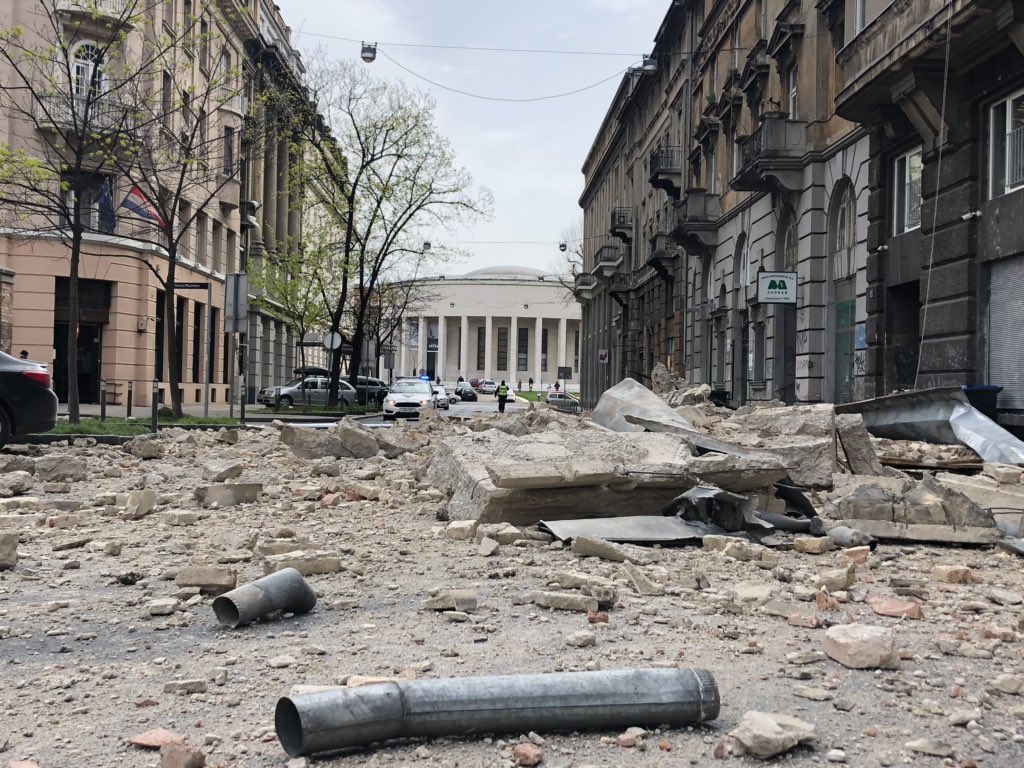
[484,316,493,379]
[437,314,446,382]
[460,315,469,378]
[398,322,407,378]
[417,316,427,375]
[558,316,568,370]
[509,315,518,384]
[534,316,543,387]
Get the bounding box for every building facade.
[579,0,872,409]
[389,267,582,389]
[0,0,307,407]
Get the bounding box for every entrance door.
[776,305,797,404]
[834,279,856,403]
[736,309,749,406]
[53,322,102,403]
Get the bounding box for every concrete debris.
[421,590,478,612]
[201,460,244,483]
[194,483,263,508]
[527,590,599,613]
[174,566,236,595]
[263,550,343,576]
[650,362,686,395]
[127,435,163,459]
[570,536,652,564]
[0,531,18,569]
[591,377,697,434]
[726,710,816,759]
[822,623,900,669]
[34,455,87,482]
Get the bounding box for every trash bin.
[962,384,1003,422]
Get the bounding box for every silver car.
[259,376,356,407]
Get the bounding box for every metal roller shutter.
[988,254,1024,409]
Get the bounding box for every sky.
[277,0,670,276]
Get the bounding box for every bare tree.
[552,217,585,292]
[0,0,170,423]
[294,59,492,405]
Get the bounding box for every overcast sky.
[278,0,669,275]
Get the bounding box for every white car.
[545,391,581,411]
[383,379,438,420]
[432,385,452,410]
[479,379,498,395]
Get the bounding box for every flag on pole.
[118,185,165,228]
[96,177,116,233]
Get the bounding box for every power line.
[379,50,636,103]
[292,30,641,57]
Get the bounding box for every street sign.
[557,366,572,380]
[756,271,797,304]
[174,281,210,290]
[224,273,248,333]
[598,349,609,364]
[323,331,343,351]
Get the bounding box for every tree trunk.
[66,229,82,425]
[164,283,182,419]
[326,310,344,408]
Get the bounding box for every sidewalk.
[67,401,304,420]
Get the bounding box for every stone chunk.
[160,511,199,526]
[0,531,18,569]
[163,679,208,694]
[215,428,239,444]
[0,470,35,497]
[147,598,179,616]
[904,738,953,757]
[123,489,157,520]
[201,460,244,483]
[443,520,478,540]
[264,550,343,576]
[813,565,856,592]
[867,596,924,620]
[478,537,499,556]
[127,728,186,749]
[794,536,833,555]
[128,435,163,459]
[34,455,87,482]
[475,522,522,545]
[728,710,816,759]
[571,535,651,564]
[332,420,380,459]
[620,560,665,596]
[983,463,1023,484]
[932,564,980,584]
[527,590,599,613]
[174,566,236,595]
[421,589,478,613]
[485,462,568,490]
[566,630,596,647]
[511,742,544,767]
[194,483,262,507]
[160,742,206,768]
[823,623,899,669]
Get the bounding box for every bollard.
[99,379,107,421]
[126,380,133,419]
[151,379,159,433]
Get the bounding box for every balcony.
[731,113,807,192]
[592,241,623,278]
[35,94,133,135]
[573,273,597,301]
[610,207,634,244]
[646,232,677,280]
[672,189,720,254]
[55,0,133,25]
[608,272,632,308]
[649,146,684,200]
[836,0,1001,129]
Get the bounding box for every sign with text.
[173,281,210,290]
[756,271,797,304]
[224,273,248,334]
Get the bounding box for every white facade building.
[391,267,582,389]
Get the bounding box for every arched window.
[733,232,747,297]
[778,206,798,270]
[71,43,106,102]
[830,182,856,281]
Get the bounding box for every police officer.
[496,380,509,413]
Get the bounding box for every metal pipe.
[213,567,316,628]
[276,667,719,757]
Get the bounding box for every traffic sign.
[323,331,343,351]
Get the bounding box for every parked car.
[479,379,498,395]
[0,352,57,446]
[354,376,389,406]
[468,378,483,390]
[383,379,437,420]
[257,377,356,407]
[432,385,452,410]
[454,383,477,402]
[545,391,581,412]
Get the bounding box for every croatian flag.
[119,185,165,228]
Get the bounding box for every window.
[197,108,207,153]
[517,327,528,371]
[497,327,508,370]
[209,307,218,383]
[222,126,234,175]
[199,18,210,71]
[155,290,165,380]
[226,228,237,273]
[211,219,223,272]
[222,332,230,384]
[832,183,857,281]
[164,0,175,27]
[183,0,194,50]
[196,213,208,265]
[706,145,717,194]
[61,173,115,234]
[192,302,202,382]
[161,71,172,128]
[894,148,922,234]
[179,201,192,256]
[574,330,580,372]
[541,328,548,372]
[753,322,765,380]
[786,66,798,119]
[476,327,485,370]
[990,90,1024,197]
[71,43,106,115]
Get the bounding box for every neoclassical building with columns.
[392,266,582,388]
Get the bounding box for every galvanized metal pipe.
[213,567,316,628]
[276,667,719,757]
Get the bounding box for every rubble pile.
[0,379,1023,765]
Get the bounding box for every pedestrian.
[18,350,28,360]
[517,379,522,391]
[554,381,560,392]
[528,377,533,391]
[496,380,509,413]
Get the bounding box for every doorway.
[53,322,102,403]
[833,279,856,403]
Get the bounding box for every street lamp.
[361,42,377,63]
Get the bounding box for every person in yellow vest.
[496,380,509,413]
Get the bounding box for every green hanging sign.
[756,271,797,304]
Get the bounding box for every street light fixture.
[361,42,377,63]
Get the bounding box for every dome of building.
[461,265,551,280]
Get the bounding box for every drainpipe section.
[276,667,720,757]
[213,567,317,628]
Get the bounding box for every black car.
[0,352,58,445]
[454,383,477,402]
[354,376,389,406]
